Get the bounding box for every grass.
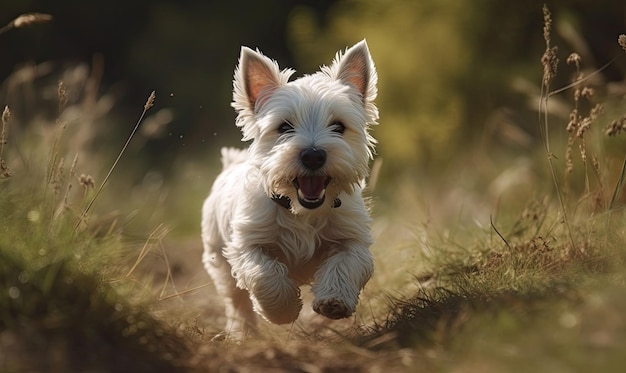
[1,8,626,372]
[0,190,191,371]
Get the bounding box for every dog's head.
[232,40,378,214]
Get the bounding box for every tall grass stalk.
[74,91,156,231]
[0,106,10,178]
[607,35,626,214]
[609,155,626,211]
[539,5,576,250]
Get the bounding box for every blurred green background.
[1,0,625,231]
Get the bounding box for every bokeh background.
[1,0,625,233]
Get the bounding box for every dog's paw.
[255,297,302,325]
[250,287,303,325]
[312,298,353,319]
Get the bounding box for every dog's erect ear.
[232,47,294,140]
[233,47,292,113]
[332,40,378,103]
[241,48,279,109]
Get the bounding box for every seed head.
[541,5,559,87]
[566,53,581,66]
[2,106,10,126]
[58,81,68,110]
[144,91,156,111]
[580,87,594,99]
[605,115,626,136]
[13,13,52,28]
[618,34,626,54]
[79,174,96,189]
[542,5,552,45]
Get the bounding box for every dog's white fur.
[202,40,378,338]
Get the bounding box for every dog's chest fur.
[271,211,342,283]
[236,204,346,284]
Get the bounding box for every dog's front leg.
[311,241,374,319]
[227,247,303,324]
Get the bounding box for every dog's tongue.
[297,176,327,200]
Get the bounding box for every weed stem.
[74,91,156,232]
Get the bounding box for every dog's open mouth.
[293,176,331,209]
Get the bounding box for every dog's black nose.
[300,148,326,170]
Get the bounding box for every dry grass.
[75,91,156,231]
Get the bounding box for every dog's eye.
[330,121,345,135]
[277,122,294,134]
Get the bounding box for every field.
[1,9,626,373]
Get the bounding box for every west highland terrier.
[201,40,378,339]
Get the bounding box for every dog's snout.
[300,148,326,170]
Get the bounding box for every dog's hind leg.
[202,238,257,339]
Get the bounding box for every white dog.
[201,40,378,339]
